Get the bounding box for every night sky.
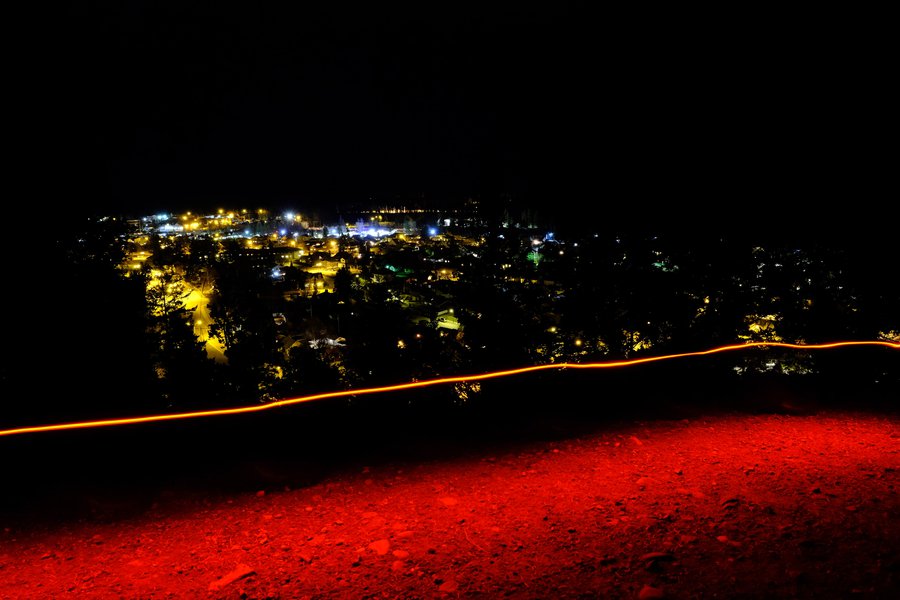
[18,4,894,236]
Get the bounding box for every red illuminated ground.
[3,411,899,598]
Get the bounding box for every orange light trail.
[1,340,897,438]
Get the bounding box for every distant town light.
[428,227,438,236]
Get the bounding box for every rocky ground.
[2,411,899,599]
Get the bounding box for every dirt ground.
[2,411,899,599]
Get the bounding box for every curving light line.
[1,340,897,438]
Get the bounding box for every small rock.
[208,564,255,591]
[256,490,266,498]
[391,560,405,572]
[675,488,706,499]
[392,550,409,559]
[638,584,664,599]
[630,436,644,446]
[368,539,391,555]
[439,497,459,506]
[439,579,459,593]
[716,535,742,547]
[640,552,673,562]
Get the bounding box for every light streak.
[1,341,897,438]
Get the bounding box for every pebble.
[368,539,391,555]
[638,584,664,599]
[640,552,673,562]
[208,564,255,591]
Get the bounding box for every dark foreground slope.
[2,410,899,599]
[2,359,900,598]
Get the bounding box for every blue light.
[428,227,438,236]
[279,229,287,236]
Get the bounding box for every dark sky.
[20,4,894,235]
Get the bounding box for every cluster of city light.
[0,341,896,438]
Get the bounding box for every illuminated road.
[0,340,896,438]
[182,284,227,363]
